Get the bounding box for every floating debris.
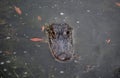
[115,2,120,7]
[37,16,42,21]
[14,6,22,15]
[84,65,96,73]
[30,37,43,42]
[74,59,79,63]
[41,26,45,31]
[106,38,111,44]
[4,51,12,55]
[0,19,6,25]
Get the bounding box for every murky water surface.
[0,0,120,78]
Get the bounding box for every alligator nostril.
[58,53,66,60]
[57,53,71,61]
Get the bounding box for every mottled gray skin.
[45,23,73,62]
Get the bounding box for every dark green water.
[0,0,120,78]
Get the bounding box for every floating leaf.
[106,38,111,44]
[30,37,43,42]
[37,16,42,21]
[115,2,120,7]
[14,6,22,15]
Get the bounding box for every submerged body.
[45,23,74,62]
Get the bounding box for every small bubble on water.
[25,13,28,16]
[25,63,27,65]
[8,72,12,75]
[63,19,66,22]
[36,44,40,47]
[24,72,28,74]
[39,6,42,8]
[74,60,79,63]
[3,68,7,71]
[51,6,54,8]
[60,71,64,74]
[54,4,57,7]
[20,17,23,20]
[0,51,2,53]
[65,17,68,19]
[76,21,80,23]
[13,52,16,55]
[6,37,11,39]
[13,66,17,69]
[87,10,90,12]
[6,60,11,63]
[14,14,17,17]
[54,17,58,20]
[0,62,4,65]
[60,12,64,15]
[23,51,27,53]
[51,74,55,78]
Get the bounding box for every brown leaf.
[14,6,22,15]
[37,16,42,21]
[106,38,111,44]
[30,37,43,42]
[115,2,120,7]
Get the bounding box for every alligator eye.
[52,31,55,35]
[51,31,56,38]
[66,31,69,35]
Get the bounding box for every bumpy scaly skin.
[45,23,74,62]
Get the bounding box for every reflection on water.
[0,0,120,78]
